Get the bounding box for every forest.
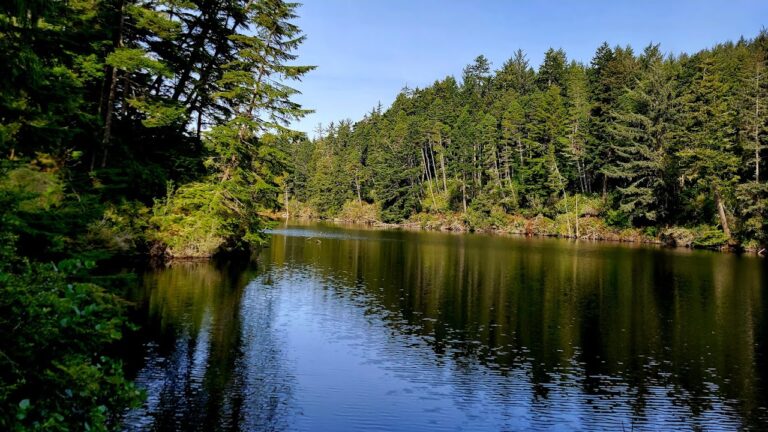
[291,34,768,251]
[0,0,310,429]
[0,0,767,428]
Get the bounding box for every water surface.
[122,222,768,431]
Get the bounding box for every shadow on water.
[121,222,768,431]
[121,259,295,431]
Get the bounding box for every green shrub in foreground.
[0,263,143,431]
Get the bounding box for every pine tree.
[678,55,740,238]
[606,45,681,224]
[537,48,567,90]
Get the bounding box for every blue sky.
[289,0,767,136]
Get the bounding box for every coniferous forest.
[291,34,768,250]
[1,0,311,429]
[0,0,767,429]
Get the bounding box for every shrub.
[150,182,266,258]
[86,201,150,253]
[691,227,729,248]
[337,200,380,223]
[0,166,64,212]
[661,225,728,249]
[0,263,143,431]
[285,198,317,219]
[605,208,631,228]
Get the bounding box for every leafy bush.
[150,181,270,258]
[409,212,467,231]
[0,166,64,212]
[554,194,604,217]
[86,201,150,253]
[419,180,453,214]
[661,225,728,249]
[0,263,142,431]
[337,200,380,223]
[285,198,318,219]
[691,227,729,248]
[605,208,631,228]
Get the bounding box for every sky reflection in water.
[122,222,768,431]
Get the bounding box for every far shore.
[264,212,766,256]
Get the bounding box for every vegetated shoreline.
[266,211,766,256]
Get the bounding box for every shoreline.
[267,212,766,256]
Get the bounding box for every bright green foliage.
[149,0,313,257]
[289,33,768,250]
[150,182,259,257]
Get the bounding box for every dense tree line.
[291,34,768,250]
[1,0,310,429]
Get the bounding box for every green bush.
[605,208,631,228]
[0,263,142,431]
[661,225,728,249]
[337,200,380,223]
[285,198,318,219]
[86,201,150,253]
[0,166,64,212]
[691,227,729,248]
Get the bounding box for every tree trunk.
[355,175,362,204]
[421,147,437,209]
[284,185,290,218]
[428,143,439,190]
[440,140,448,192]
[552,155,572,237]
[101,0,125,168]
[755,63,761,183]
[714,189,732,239]
[196,110,203,140]
[460,174,468,214]
[493,148,504,197]
[575,195,580,238]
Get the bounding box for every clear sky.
[290,0,767,136]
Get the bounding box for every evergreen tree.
[606,45,681,224]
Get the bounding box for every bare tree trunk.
[355,175,362,204]
[755,62,762,183]
[472,142,479,189]
[575,194,580,238]
[428,142,439,191]
[440,140,448,192]
[493,147,504,198]
[197,110,203,140]
[460,174,468,214]
[552,156,572,237]
[101,0,125,168]
[421,148,437,209]
[284,185,290,218]
[714,189,732,239]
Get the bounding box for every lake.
[121,221,768,431]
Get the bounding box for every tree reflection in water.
[122,222,768,431]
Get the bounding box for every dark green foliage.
[1,0,312,427]
[606,45,681,224]
[0,261,143,432]
[291,33,768,249]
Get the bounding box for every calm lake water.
[121,221,768,431]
